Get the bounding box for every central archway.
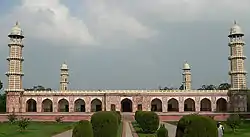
[184,98,195,111]
[26,99,37,112]
[121,98,133,112]
[74,99,85,112]
[42,99,53,112]
[58,99,69,112]
[151,98,162,112]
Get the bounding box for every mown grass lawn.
[131,121,156,137]
[223,120,250,137]
[0,122,74,137]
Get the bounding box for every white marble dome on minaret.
[183,62,190,70]
[229,21,244,36]
[61,62,68,70]
[8,21,24,37]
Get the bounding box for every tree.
[179,84,184,90]
[157,124,168,137]
[0,93,6,112]
[72,120,94,137]
[91,111,119,137]
[217,83,231,90]
[226,114,241,132]
[198,84,217,90]
[176,114,217,137]
[24,85,52,91]
[0,80,3,90]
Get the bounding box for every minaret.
[182,62,191,90]
[228,21,248,112]
[60,62,69,91]
[5,22,25,113]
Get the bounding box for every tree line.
[159,83,231,90]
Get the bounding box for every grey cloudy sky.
[0,0,250,90]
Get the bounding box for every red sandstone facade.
[3,21,248,121]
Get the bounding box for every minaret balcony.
[228,41,245,46]
[228,55,247,60]
[60,73,69,76]
[7,56,24,61]
[8,42,24,47]
[5,88,24,92]
[60,81,69,84]
[229,70,247,75]
[5,71,24,76]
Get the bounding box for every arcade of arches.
[25,97,228,113]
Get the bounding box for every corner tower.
[5,22,24,113]
[182,62,191,90]
[228,21,248,112]
[60,62,69,91]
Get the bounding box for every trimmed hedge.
[176,114,217,137]
[112,111,122,124]
[72,120,93,137]
[136,111,159,133]
[91,111,119,137]
[157,124,168,137]
[135,110,143,124]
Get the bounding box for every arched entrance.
[184,98,195,111]
[91,99,102,112]
[200,98,211,111]
[167,98,179,112]
[58,99,69,112]
[151,98,162,112]
[74,99,85,112]
[216,98,227,112]
[42,99,53,112]
[121,98,133,112]
[26,99,37,112]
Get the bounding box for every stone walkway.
[124,121,133,137]
[162,122,177,137]
[52,130,72,137]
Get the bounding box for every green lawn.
[0,122,74,137]
[131,121,156,137]
[223,121,250,137]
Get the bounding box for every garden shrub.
[72,120,93,137]
[7,112,17,124]
[226,114,241,132]
[113,111,122,124]
[175,114,217,137]
[157,124,168,137]
[138,111,159,133]
[135,110,143,124]
[55,116,63,123]
[91,111,119,137]
[17,117,30,131]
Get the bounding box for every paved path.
[52,130,72,137]
[124,121,133,137]
[162,122,177,137]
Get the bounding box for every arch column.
[53,97,58,112]
[85,97,91,112]
[195,97,200,112]
[179,97,184,112]
[142,96,151,111]
[162,97,168,112]
[211,97,216,112]
[69,97,74,112]
[37,97,42,112]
